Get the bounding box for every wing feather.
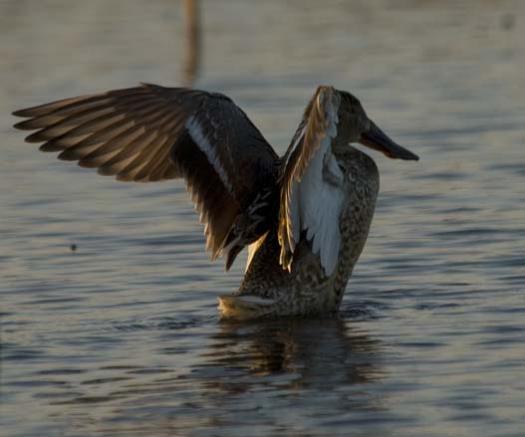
[13,84,278,266]
[278,86,344,275]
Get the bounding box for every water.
[1,1,524,436]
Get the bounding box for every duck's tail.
[218,294,276,321]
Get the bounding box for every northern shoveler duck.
[13,84,418,320]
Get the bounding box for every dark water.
[1,1,524,436]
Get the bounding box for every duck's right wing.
[13,83,279,266]
[278,86,345,276]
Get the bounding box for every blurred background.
[1,1,524,436]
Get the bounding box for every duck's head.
[325,87,419,161]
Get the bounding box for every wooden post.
[183,0,201,87]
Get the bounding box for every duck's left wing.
[278,86,345,275]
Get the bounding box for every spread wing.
[13,83,278,262]
[278,86,345,275]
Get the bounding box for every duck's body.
[221,147,379,320]
[13,84,418,320]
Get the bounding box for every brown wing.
[278,86,344,274]
[13,83,279,263]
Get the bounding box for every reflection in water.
[183,0,201,86]
[199,318,384,398]
[26,318,386,435]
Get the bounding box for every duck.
[13,84,418,320]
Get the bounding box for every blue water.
[1,1,524,436]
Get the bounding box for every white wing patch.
[292,141,344,276]
[288,92,344,275]
[186,116,234,193]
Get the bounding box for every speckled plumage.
[219,147,379,319]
